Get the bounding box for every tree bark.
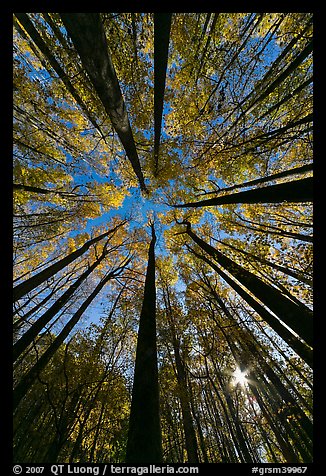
[13,248,110,362]
[185,225,313,351]
[174,177,313,208]
[126,224,162,463]
[60,13,148,193]
[154,13,172,176]
[13,221,125,302]
[215,238,312,286]
[196,163,312,197]
[14,13,107,142]
[13,259,130,411]
[162,286,199,463]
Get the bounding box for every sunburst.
[232,367,248,387]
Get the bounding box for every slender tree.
[126,224,163,463]
[161,285,199,463]
[154,13,172,176]
[13,244,111,362]
[195,163,312,197]
[14,13,107,142]
[174,177,313,208]
[60,13,148,193]
[13,221,126,302]
[13,257,131,411]
[183,222,313,348]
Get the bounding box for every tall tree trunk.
[247,379,301,463]
[126,224,162,463]
[14,13,107,142]
[89,400,106,462]
[174,177,313,208]
[172,340,200,463]
[188,246,312,370]
[188,380,209,463]
[214,238,312,286]
[13,221,125,302]
[244,39,313,115]
[13,183,66,195]
[13,259,130,411]
[200,250,312,367]
[162,286,199,463]
[196,163,312,197]
[13,183,95,202]
[13,248,110,362]
[60,13,148,193]
[154,13,172,176]
[185,223,313,348]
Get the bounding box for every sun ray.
[232,367,248,387]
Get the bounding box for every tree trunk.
[175,177,313,208]
[172,341,200,463]
[162,286,199,463]
[126,224,162,463]
[60,13,148,193]
[14,183,64,195]
[14,13,107,142]
[215,238,312,286]
[247,379,301,463]
[13,221,125,302]
[13,248,110,362]
[188,245,312,366]
[185,224,313,348]
[196,163,312,197]
[154,13,172,176]
[188,380,209,463]
[13,260,130,411]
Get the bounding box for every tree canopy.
[13,12,313,465]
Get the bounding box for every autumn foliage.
[13,13,312,464]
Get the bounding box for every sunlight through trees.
[13,12,313,465]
